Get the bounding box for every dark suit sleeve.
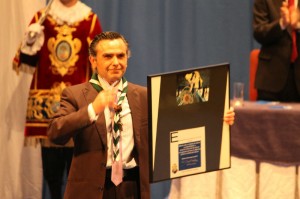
[47,87,91,145]
[253,0,285,45]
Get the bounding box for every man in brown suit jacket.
[47,31,235,199]
[253,0,300,101]
[47,32,149,199]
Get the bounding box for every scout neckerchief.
[89,73,128,186]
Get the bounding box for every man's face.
[90,38,128,84]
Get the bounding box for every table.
[168,101,300,199]
[231,101,300,164]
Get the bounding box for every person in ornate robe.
[12,0,102,198]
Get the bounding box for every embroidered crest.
[48,24,82,76]
[27,82,69,122]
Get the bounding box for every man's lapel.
[83,83,108,147]
[127,84,141,143]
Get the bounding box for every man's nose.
[112,56,119,66]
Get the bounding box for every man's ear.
[89,55,96,70]
[89,55,97,72]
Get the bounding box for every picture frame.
[147,63,231,182]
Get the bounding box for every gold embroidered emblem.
[27,82,70,122]
[48,24,82,76]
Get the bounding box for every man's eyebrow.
[102,53,113,56]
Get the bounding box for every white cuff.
[297,22,300,30]
[18,63,36,74]
[88,103,98,122]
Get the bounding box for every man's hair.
[89,31,130,57]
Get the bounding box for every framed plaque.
[147,63,230,182]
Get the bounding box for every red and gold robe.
[13,7,102,140]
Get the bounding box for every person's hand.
[21,23,45,55]
[290,7,300,29]
[280,1,290,29]
[223,107,235,125]
[26,23,44,46]
[92,88,118,114]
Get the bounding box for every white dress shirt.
[88,75,137,168]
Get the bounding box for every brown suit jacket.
[47,81,150,199]
[253,0,300,93]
